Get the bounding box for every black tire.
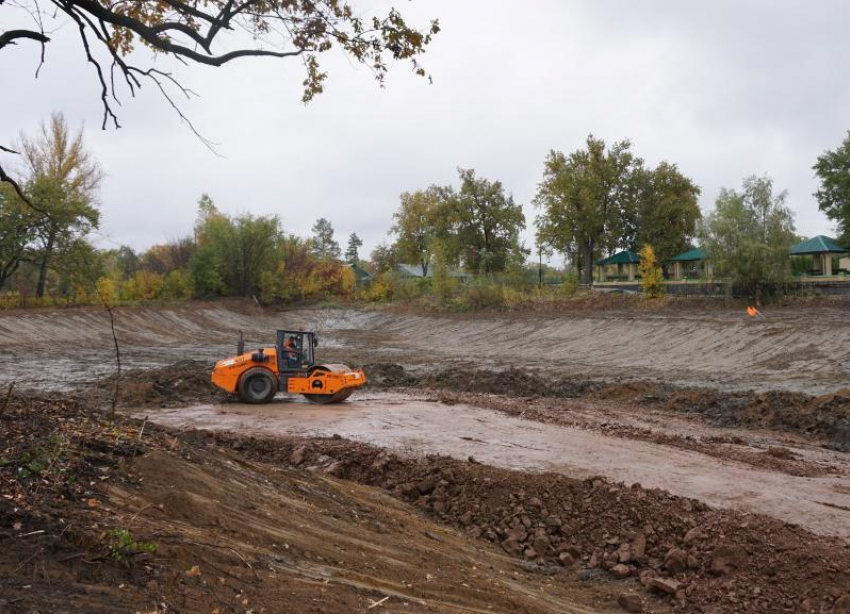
[238,367,277,404]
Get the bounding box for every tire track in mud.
[3,303,850,393]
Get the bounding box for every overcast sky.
[2,0,849,263]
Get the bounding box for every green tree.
[701,176,797,300]
[311,218,341,260]
[115,246,140,279]
[0,185,38,288]
[447,168,526,274]
[20,113,102,298]
[191,199,282,297]
[391,187,444,276]
[430,238,456,303]
[638,245,665,298]
[190,246,224,297]
[534,136,643,285]
[813,131,850,243]
[345,233,363,264]
[631,163,702,263]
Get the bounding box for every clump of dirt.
[84,360,227,408]
[363,362,417,387]
[204,433,850,614]
[664,388,850,451]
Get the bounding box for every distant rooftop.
[669,247,707,262]
[596,250,640,266]
[790,235,849,255]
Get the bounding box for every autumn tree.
[814,131,850,243]
[534,136,642,285]
[0,1,439,199]
[345,233,363,264]
[638,245,664,298]
[445,168,526,274]
[141,238,196,273]
[19,114,102,298]
[390,187,443,276]
[311,218,341,260]
[701,176,796,299]
[370,243,398,275]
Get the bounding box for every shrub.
[560,271,580,296]
[455,280,506,310]
[639,245,665,298]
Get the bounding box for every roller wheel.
[238,367,277,404]
[303,388,354,404]
[303,365,353,404]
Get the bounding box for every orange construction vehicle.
[211,330,366,404]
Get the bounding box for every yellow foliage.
[95,276,118,306]
[121,270,164,301]
[639,245,665,298]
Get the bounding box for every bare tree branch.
[1,0,438,189]
[0,29,49,49]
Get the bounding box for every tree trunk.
[421,260,429,277]
[35,232,55,299]
[583,241,594,286]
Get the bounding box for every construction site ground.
[2,300,850,614]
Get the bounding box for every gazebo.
[789,236,849,277]
[668,247,712,279]
[596,250,640,282]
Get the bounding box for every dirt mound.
[205,433,850,614]
[85,360,227,408]
[1,392,623,614]
[363,362,417,387]
[664,388,850,451]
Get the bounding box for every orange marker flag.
[746,306,762,318]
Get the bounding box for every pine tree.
[345,233,363,263]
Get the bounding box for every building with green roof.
[790,235,849,277]
[668,247,713,280]
[596,250,640,282]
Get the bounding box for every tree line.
[3,114,850,307]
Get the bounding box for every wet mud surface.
[140,390,850,540]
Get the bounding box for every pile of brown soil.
[663,388,850,451]
[1,394,624,614]
[84,359,227,408]
[206,433,850,614]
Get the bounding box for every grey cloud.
[2,0,849,260]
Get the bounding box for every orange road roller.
[211,330,367,404]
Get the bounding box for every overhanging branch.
[0,29,49,49]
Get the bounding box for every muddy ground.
[3,390,850,614]
[1,300,850,394]
[2,301,850,613]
